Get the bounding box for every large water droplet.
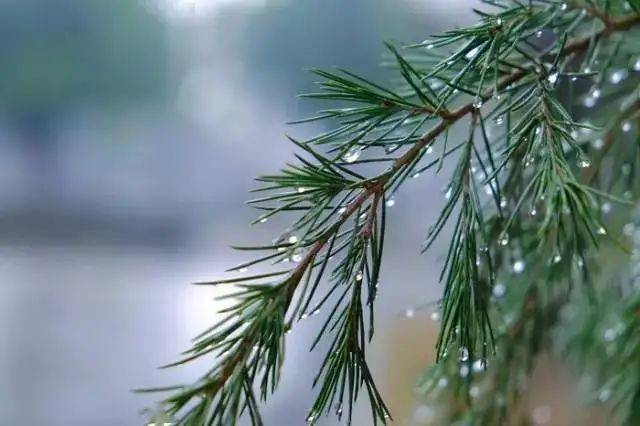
[609,69,628,84]
[513,260,525,274]
[342,147,361,163]
[577,157,591,168]
[492,283,506,298]
[458,347,469,362]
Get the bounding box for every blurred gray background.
[0,1,475,424]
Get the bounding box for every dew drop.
[458,347,469,362]
[599,388,612,402]
[603,328,617,342]
[496,17,503,26]
[634,57,640,72]
[405,308,415,318]
[622,121,632,132]
[597,226,607,236]
[601,202,612,214]
[444,187,453,199]
[412,172,421,179]
[590,87,601,99]
[342,147,361,163]
[386,198,395,207]
[609,69,628,84]
[513,260,525,274]
[430,311,440,321]
[239,267,248,273]
[459,364,470,378]
[529,208,537,216]
[297,187,307,193]
[338,207,347,214]
[426,146,434,154]
[552,253,562,264]
[547,72,558,85]
[472,359,487,372]
[593,138,604,150]
[355,271,363,281]
[469,386,481,398]
[437,377,448,388]
[288,235,299,244]
[292,253,303,263]
[577,157,591,168]
[465,47,479,59]
[560,2,567,10]
[535,30,543,38]
[492,283,506,298]
[495,115,505,126]
[584,96,596,108]
[498,233,509,246]
[473,99,483,109]
[259,217,268,223]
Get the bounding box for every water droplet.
[547,72,558,85]
[311,308,321,316]
[500,198,508,208]
[444,187,453,199]
[239,267,248,273]
[405,308,415,318]
[584,96,596,108]
[571,76,578,82]
[590,87,601,99]
[355,271,363,281]
[552,253,562,264]
[622,121,632,132]
[603,328,617,342]
[529,208,537,216]
[465,47,479,59]
[560,3,567,10]
[577,157,591,168]
[535,30,543,38]
[473,99,483,109]
[458,347,469,362]
[437,377,448,388]
[426,146,434,154]
[342,147,361,163]
[292,253,303,262]
[597,226,607,235]
[459,364,470,378]
[496,17,503,26]
[338,207,347,214]
[259,217,268,223]
[426,43,434,50]
[306,413,316,424]
[535,126,542,135]
[634,57,640,72]
[609,69,628,84]
[472,359,487,372]
[599,388,611,402]
[297,187,307,193]
[288,235,298,244]
[492,283,506,298]
[412,172,421,179]
[430,311,440,321]
[498,233,509,246]
[385,144,399,154]
[601,202,612,214]
[495,115,504,125]
[469,386,481,398]
[593,138,604,150]
[513,260,525,274]
[531,405,551,424]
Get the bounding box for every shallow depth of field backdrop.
[0,1,598,425]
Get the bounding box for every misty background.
[0,1,476,424]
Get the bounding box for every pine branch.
[140,2,640,424]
